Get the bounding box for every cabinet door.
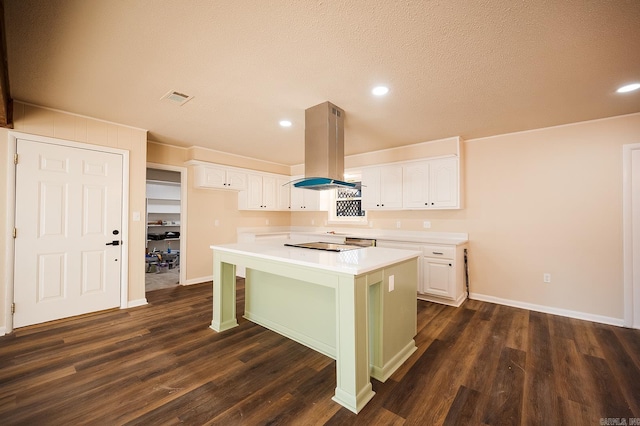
[361,168,381,209]
[402,162,430,209]
[362,166,402,210]
[422,257,455,299]
[379,165,403,209]
[226,170,247,190]
[245,174,264,209]
[290,185,304,210]
[200,166,226,188]
[303,189,321,210]
[276,177,291,211]
[262,176,277,209]
[429,158,458,208]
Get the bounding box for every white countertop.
[211,242,421,275]
[237,226,468,245]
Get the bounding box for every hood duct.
[293,101,356,191]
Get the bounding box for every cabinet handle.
[432,252,443,255]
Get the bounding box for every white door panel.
[14,139,123,328]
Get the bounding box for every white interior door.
[13,139,123,328]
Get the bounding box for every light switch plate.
[389,275,395,291]
[132,211,141,221]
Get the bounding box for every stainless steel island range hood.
[293,102,356,191]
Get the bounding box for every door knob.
[106,240,120,246]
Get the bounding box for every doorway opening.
[623,143,640,329]
[145,166,185,292]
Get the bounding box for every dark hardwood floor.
[1,279,639,425]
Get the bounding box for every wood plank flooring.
[1,279,638,425]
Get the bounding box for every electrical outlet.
[423,221,431,229]
[266,219,269,225]
[311,219,315,225]
[543,273,551,283]
[369,221,374,228]
[132,211,141,221]
[396,221,401,229]
[214,219,220,227]
[389,275,395,292]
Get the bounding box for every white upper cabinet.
[429,157,458,208]
[194,164,247,190]
[276,177,291,211]
[289,176,323,211]
[361,165,403,210]
[402,162,430,209]
[240,174,278,210]
[402,157,459,209]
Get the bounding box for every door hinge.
[13,228,16,238]
[11,303,15,315]
[14,153,18,165]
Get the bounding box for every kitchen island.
[210,242,420,413]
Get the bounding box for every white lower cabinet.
[377,240,468,306]
[423,258,454,299]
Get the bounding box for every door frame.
[623,142,640,328]
[4,131,130,333]
[146,162,188,286]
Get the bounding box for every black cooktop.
[284,242,362,252]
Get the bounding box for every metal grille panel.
[336,200,365,217]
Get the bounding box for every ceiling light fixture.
[372,86,389,96]
[616,83,640,93]
[279,120,292,127]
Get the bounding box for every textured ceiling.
[4,0,640,166]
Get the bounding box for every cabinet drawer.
[423,245,455,259]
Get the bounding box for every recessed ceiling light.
[616,83,640,93]
[372,86,389,96]
[279,120,292,127]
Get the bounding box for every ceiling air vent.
[161,90,194,106]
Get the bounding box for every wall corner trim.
[469,292,625,327]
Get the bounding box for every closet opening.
[145,167,184,292]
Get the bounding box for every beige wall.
[0,103,148,332]
[147,141,291,282]
[292,113,640,320]
[3,103,638,328]
[464,113,640,319]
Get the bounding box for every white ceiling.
[4,0,640,166]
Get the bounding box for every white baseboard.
[469,292,624,327]
[182,275,213,285]
[0,326,6,336]
[127,298,148,309]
